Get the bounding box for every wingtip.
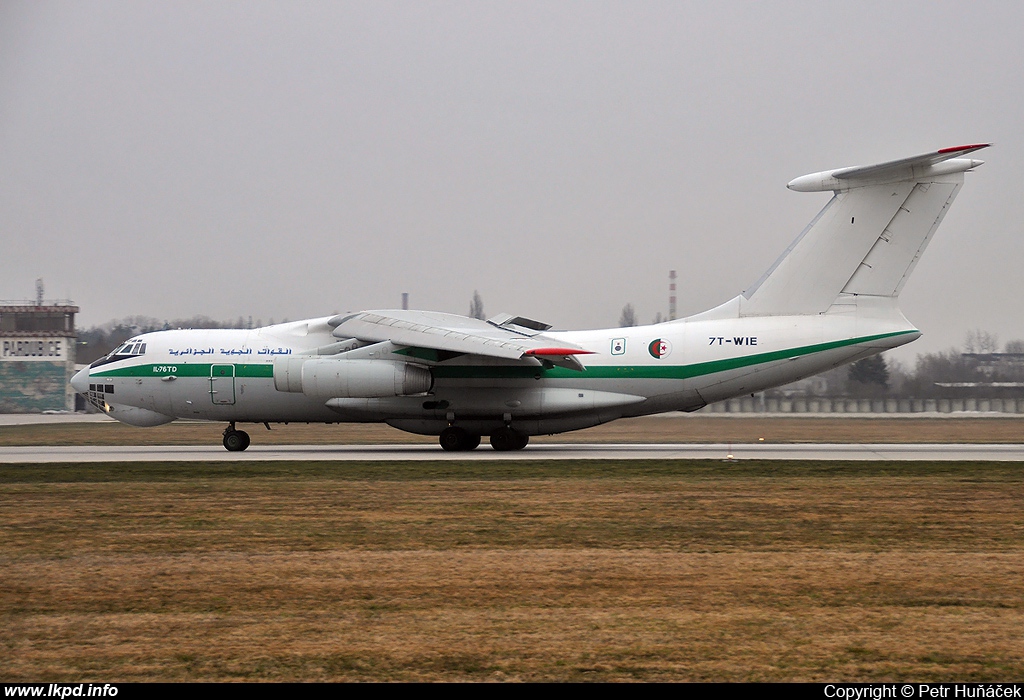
[937,143,991,154]
[524,348,595,357]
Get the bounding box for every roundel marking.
[648,338,671,359]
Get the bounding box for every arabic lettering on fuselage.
[167,347,289,357]
[168,348,212,356]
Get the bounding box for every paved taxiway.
[1,443,1022,462]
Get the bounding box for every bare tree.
[965,329,999,354]
[1005,339,1024,353]
[619,303,637,327]
[468,291,485,320]
[652,312,664,324]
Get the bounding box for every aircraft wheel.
[440,427,479,451]
[223,430,250,452]
[490,428,528,451]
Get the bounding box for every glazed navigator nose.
[70,366,90,393]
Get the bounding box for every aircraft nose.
[70,367,90,393]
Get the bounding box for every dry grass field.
[1,414,1022,447]
[2,460,1023,681]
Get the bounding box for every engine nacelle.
[274,357,432,398]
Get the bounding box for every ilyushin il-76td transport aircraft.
[72,145,989,451]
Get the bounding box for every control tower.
[0,283,79,412]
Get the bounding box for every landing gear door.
[210,364,236,405]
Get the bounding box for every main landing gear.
[437,426,529,451]
[489,427,529,451]
[439,427,481,451]
[223,423,251,452]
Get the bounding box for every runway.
[1,442,1022,462]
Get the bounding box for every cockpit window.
[115,340,146,357]
[89,338,148,368]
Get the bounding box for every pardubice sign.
[1,338,66,361]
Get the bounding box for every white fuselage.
[73,296,919,436]
[69,144,987,448]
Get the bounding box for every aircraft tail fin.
[738,145,988,317]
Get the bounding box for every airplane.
[70,144,989,452]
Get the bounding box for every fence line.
[702,397,1024,414]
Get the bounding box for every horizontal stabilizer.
[788,144,988,192]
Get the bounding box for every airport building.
[0,299,79,412]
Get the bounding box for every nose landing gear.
[223,423,251,452]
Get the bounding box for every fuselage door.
[210,364,236,405]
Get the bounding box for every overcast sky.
[2,1,1021,364]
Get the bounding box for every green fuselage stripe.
[432,330,915,380]
[92,330,912,382]
[93,363,274,378]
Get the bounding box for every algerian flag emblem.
[648,338,671,359]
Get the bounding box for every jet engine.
[273,357,432,398]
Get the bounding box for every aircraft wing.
[328,310,593,370]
